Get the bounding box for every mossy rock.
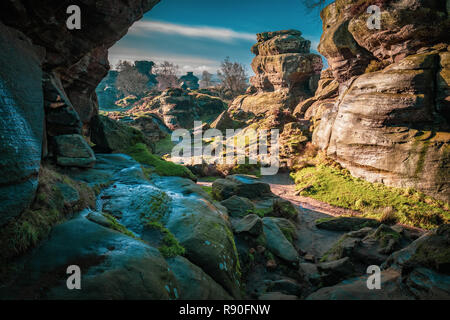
[270,198,299,221]
[410,224,450,274]
[91,115,151,153]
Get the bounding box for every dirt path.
[198,173,361,218]
[198,173,355,258]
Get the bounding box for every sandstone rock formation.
[229,29,322,119]
[96,70,120,109]
[0,0,160,225]
[210,30,322,168]
[180,72,200,90]
[0,22,45,226]
[309,1,450,201]
[128,88,226,130]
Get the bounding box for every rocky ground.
[0,0,449,301]
[2,156,448,300]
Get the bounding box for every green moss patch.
[246,207,273,218]
[0,166,95,279]
[201,186,214,198]
[291,157,449,230]
[126,143,196,180]
[145,221,186,258]
[101,213,137,239]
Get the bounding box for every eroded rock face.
[250,30,322,100]
[128,88,226,130]
[313,48,450,201]
[0,1,161,225]
[0,0,161,126]
[221,30,322,123]
[317,0,449,83]
[0,22,45,226]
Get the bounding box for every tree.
[217,57,248,99]
[200,70,213,88]
[154,61,180,91]
[115,60,148,97]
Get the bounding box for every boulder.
[266,279,303,296]
[212,178,239,201]
[271,198,299,221]
[90,115,149,153]
[317,257,356,285]
[262,217,299,264]
[220,195,255,218]
[167,256,232,300]
[53,134,96,168]
[0,215,179,300]
[227,175,272,199]
[232,214,263,237]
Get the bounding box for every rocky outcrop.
[228,30,322,119]
[0,22,45,226]
[317,0,449,83]
[210,30,322,168]
[128,88,226,130]
[96,70,120,109]
[180,72,200,90]
[308,224,450,300]
[90,115,150,153]
[310,1,450,201]
[313,48,450,201]
[0,0,160,225]
[0,0,161,125]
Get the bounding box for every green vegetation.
[0,166,95,279]
[146,221,185,258]
[199,176,220,182]
[246,207,273,218]
[126,143,196,180]
[272,199,299,221]
[201,186,214,198]
[154,135,175,156]
[102,213,137,239]
[291,154,449,230]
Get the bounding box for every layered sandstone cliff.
[0,0,160,225]
[308,0,449,201]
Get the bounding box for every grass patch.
[126,143,196,180]
[291,155,449,230]
[154,135,175,156]
[146,221,185,258]
[247,207,273,218]
[201,186,213,198]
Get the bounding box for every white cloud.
[128,20,256,43]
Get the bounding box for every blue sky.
[109,0,332,76]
